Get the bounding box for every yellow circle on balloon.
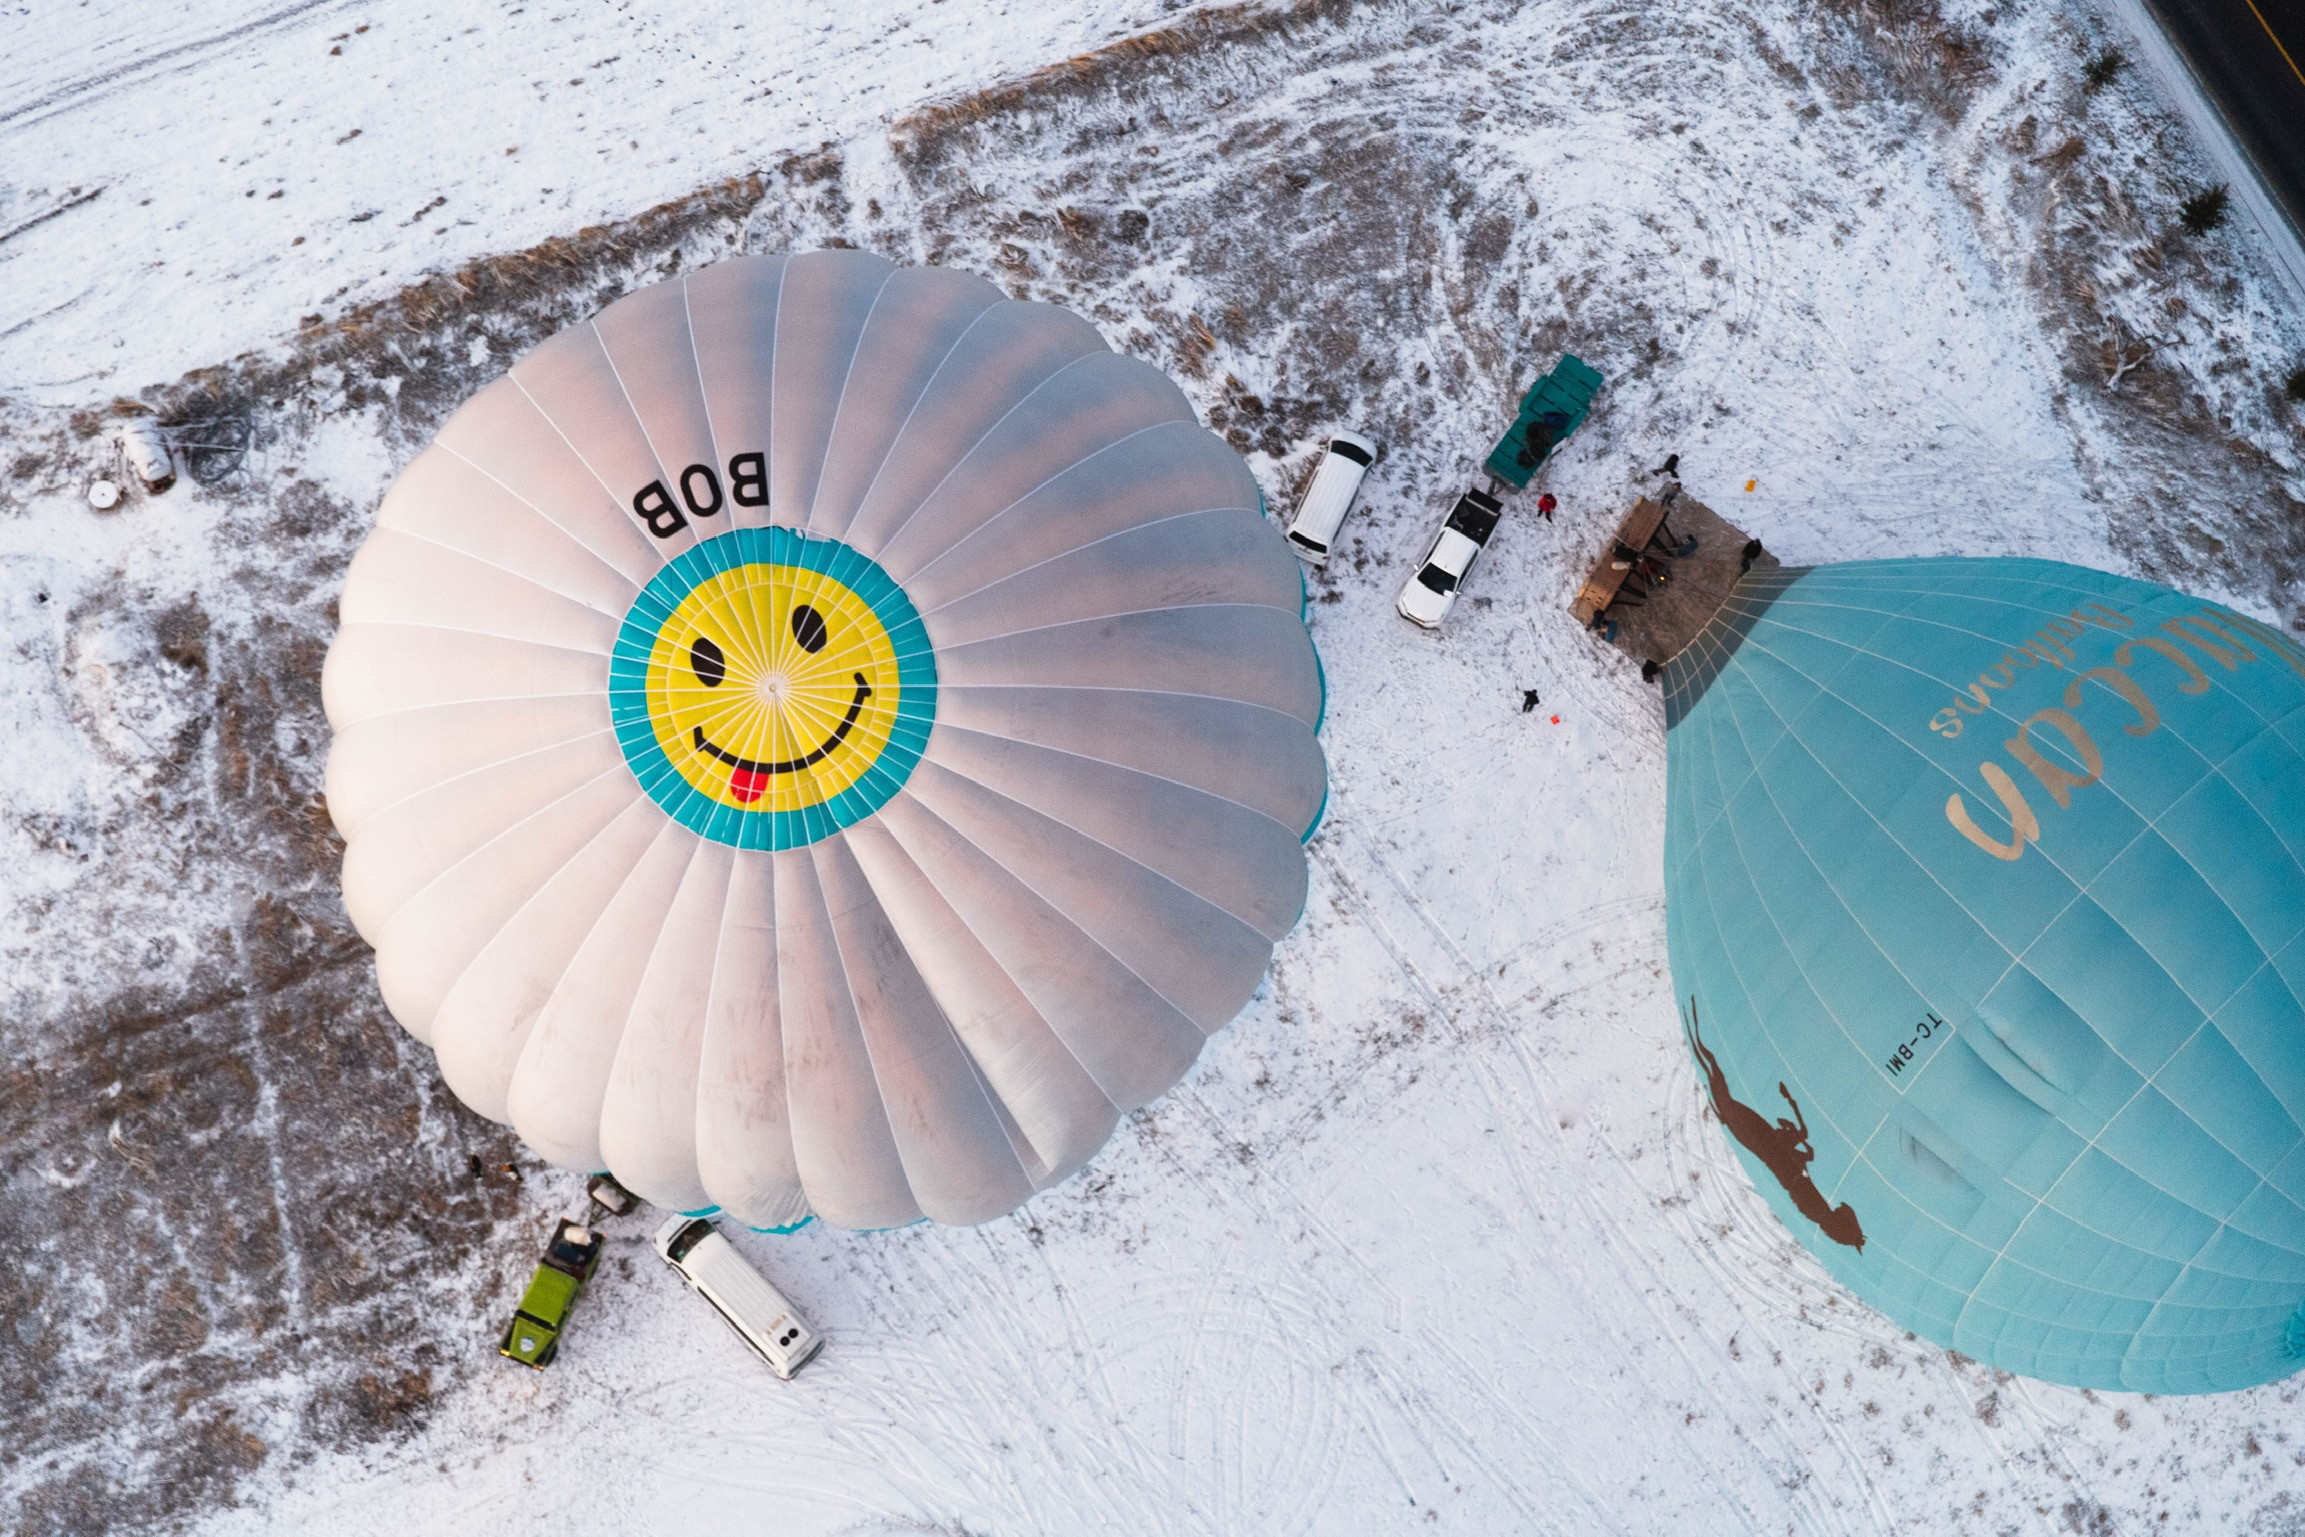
[644,561,903,815]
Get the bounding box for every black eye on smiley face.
[689,634,727,687]
[688,603,828,690]
[683,601,873,801]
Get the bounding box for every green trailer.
[499,1218,605,1368]
[1483,355,1605,489]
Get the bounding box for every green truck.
[1483,355,1605,489]
[500,1218,606,1368]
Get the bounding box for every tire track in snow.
[0,0,361,130]
[1324,798,1896,1537]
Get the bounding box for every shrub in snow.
[2179,184,2230,237]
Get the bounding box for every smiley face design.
[609,528,935,849]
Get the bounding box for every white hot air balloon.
[323,251,1327,1230]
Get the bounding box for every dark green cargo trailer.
[1484,355,1605,489]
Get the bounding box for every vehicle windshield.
[546,1230,595,1269]
[1416,564,1459,595]
[665,1220,711,1265]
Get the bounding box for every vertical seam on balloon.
[865,794,1130,1117]
[802,838,944,1222]
[865,349,1112,567]
[1717,575,2295,1365]
[431,437,652,589]
[837,823,1049,1190]
[1693,634,2064,1373]
[429,792,660,1117]
[903,755,1263,1032]
[681,276,792,730]
[337,721,620,839]
[909,502,1270,622]
[599,839,729,1205]
[505,818,698,1161]
[690,849,759,1217]
[928,717,1307,833]
[899,419,1201,592]
[836,296,1008,551]
[1697,647,1888,1199]
[366,521,634,624]
[919,725,1301,940]
[800,266,901,539]
[767,257,797,530]
[508,369,673,560]
[700,850,810,1229]
[680,273,723,476]
[771,848,910,1225]
[587,315,698,560]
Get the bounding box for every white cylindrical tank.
[118,420,175,492]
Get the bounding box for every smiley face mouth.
[690,672,873,802]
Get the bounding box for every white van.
[1283,430,1379,565]
[654,1215,823,1379]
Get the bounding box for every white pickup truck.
[1397,487,1503,629]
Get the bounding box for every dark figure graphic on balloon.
[1685,1002,1866,1252]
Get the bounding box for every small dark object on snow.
[1522,688,1542,713]
[168,412,255,486]
[2083,47,2126,92]
[1642,659,1662,684]
[1652,452,1680,477]
[2180,184,2229,236]
[587,1173,641,1216]
[1515,413,1567,469]
[1740,538,1766,574]
[2284,364,2305,403]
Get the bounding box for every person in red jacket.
[1536,492,1558,521]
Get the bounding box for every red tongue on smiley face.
[729,767,770,805]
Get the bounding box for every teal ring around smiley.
[608,527,937,851]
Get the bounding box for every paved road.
[2140,0,2305,238]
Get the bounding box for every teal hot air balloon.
[1663,557,2305,1392]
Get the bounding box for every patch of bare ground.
[0,165,865,1535]
[1723,0,2305,623]
[876,0,1680,562]
[1843,0,2305,622]
[0,577,536,1533]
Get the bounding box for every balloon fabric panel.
[327,253,1324,1228]
[1664,557,2305,1391]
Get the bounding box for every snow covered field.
[6,0,2305,1532]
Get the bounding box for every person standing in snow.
[1536,492,1558,522]
[1651,452,1680,478]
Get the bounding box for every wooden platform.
[1569,484,1778,668]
